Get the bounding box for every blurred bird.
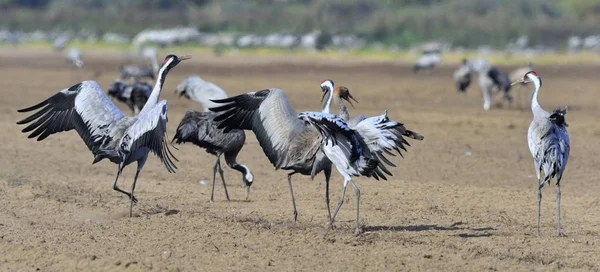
[413,53,441,73]
[107,80,152,115]
[512,71,570,236]
[175,76,228,111]
[65,48,84,70]
[17,54,189,217]
[453,58,513,110]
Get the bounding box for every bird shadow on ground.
[363,223,496,237]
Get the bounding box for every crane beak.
[179,55,192,61]
[510,78,524,86]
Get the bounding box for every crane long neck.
[322,89,334,113]
[336,97,350,121]
[140,59,171,115]
[530,77,544,116]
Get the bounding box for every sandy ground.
[1,48,600,271]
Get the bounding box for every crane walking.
[172,110,254,201]
[512,71,570,236]
[17,54,189,217]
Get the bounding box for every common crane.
[512,71,570,236]
[209,89,333,222]
[453,59,513,110]
[17,54,189,217]
[107,80,152,115]
[413,53,441,73]
[172,111,253,201]
[174,76,228,112]
[318,81,424,233]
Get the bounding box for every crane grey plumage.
[210,88,333,222]
[172,110,254,201]
[17,54,189,217]
[512,71,570,236]
[174,76,228,112]
[108,80,152,115]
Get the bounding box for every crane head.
[335,86,358,108]
[511,70,541,87]
[162,54,191,68]
[320,79,335,102]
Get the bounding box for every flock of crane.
[15,53,569,236]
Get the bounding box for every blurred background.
[1,0,600,63]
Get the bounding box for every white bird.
[172,111,253,201]
[17,54,190,217]
[512,71,570,236]
[413,53,441,73]
[175,76,228,112]
[316,81,424,233]
[65,48,84,70]
[209,89,333,222]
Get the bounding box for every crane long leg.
[129,169,141,217]
[329,179,348,229]
[216,155,230,201]
[287,172,298,222]
[112,163,136,201]
[556,181,562,236]
[349,180,362,235]
[537,172,544,236]
[210,158,218,202]
[324,166,332,221]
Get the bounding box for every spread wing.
[299,112,377,177]
[17,81,126,154]
[352,110,424,180]
[121,100,177,173]
[210,89,306,168]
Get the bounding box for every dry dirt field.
[1,49,600,271]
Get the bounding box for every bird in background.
[16,54,190,217]
[511,71,570,236]
[171,85,253,201]
[107,80,152,115]
[174,76,228,112]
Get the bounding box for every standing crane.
[511,71,570,236]
[16,54,189,217]
[171,111,253,201]
[209,89,333,222]
[171,85,252,202]
[107,80,152,115]
[174,76,228,112]
[319,81,423,233]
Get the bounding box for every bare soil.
[1,48,600,271]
